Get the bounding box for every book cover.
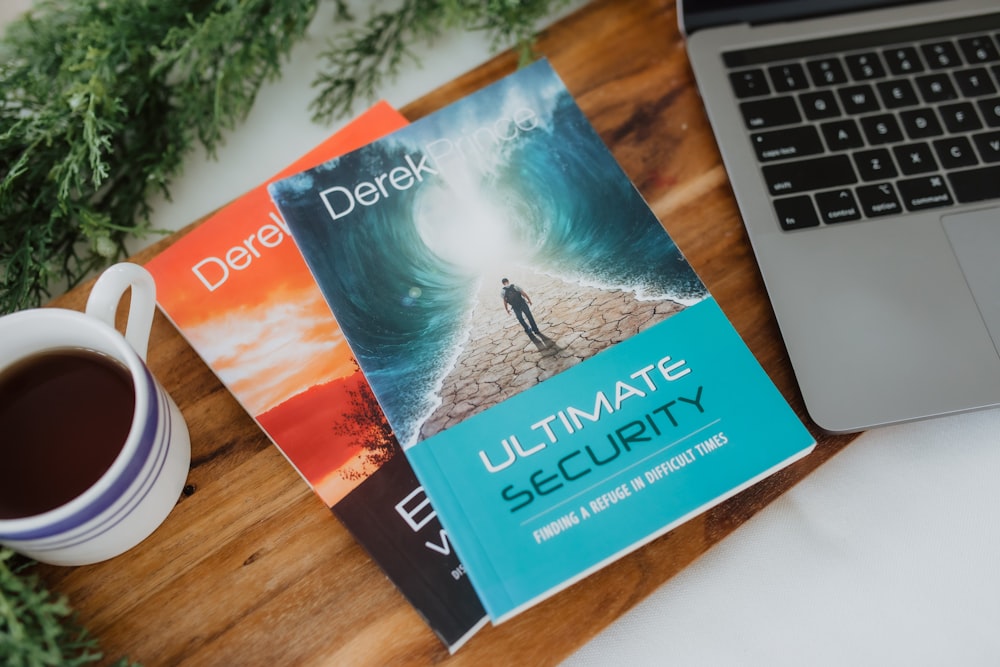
[268,62,816,623]
[144,102,488,652]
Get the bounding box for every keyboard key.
[751,125,825,161]
[939,101,983,132]
[815,188,862,223]
[856,182,903,217]
[769,63,810,92]
[892,142,939,175]
[853,148,898,180]
[877,79,919,108]
[972,130,1000,162]
[860,113,903,144]
[799,90,842,120]
[807,57,848,86]
[934,136,979,169]
[916,73,959,102]
[845,52,886,80]
[773,195,820,230]
[977,96,1000,126]
[821,119,864,151]
[762,154,858,195]
[899,108,943,139]
[898,175,953,210]
[922,41,962,69]
[948,164,1000,202]
[740,96,802,129]
[838,84,881,113]
[954,67,998,97]
[884,46,925,75]
[730,69,771,98]
[958,35,1000,64]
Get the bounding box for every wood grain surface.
[38,0,861,664]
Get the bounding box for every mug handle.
[85,262,157,362]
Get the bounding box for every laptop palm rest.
[942,207,1000,358]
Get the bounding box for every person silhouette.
[501,278,540,337]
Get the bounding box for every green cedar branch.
[310,0,572,123]
[0,0,570,315]
[0,548,131,666]
[0,0,324,314]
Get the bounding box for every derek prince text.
[478,354,707,513]
[317,106,540,222]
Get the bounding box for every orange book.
[146,102,486,652]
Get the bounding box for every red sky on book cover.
[147,102,408,506]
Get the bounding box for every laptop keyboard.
[723,13,1000,230]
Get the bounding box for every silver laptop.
[682,0,1000,432]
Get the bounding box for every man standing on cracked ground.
[501,278,541,337]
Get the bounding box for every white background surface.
[567,408,1000,666]
[5,2,1000,664]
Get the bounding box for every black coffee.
[0,347,135,519]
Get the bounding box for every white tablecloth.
[566,407,1000,666]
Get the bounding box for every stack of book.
[146,60,815,652]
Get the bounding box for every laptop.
[682,0,1000,432]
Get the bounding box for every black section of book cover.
[332,450,486,648]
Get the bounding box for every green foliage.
[0,548,130,666]
[0,0,322,314]
[0,0,571,314]
[310,0,572,123]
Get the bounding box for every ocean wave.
[274,62,709,444]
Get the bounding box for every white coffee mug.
[0,263,191,566]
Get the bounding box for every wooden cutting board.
[38,0,860,663]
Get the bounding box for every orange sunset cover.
[147,103,407,506]
[145,102,488,651]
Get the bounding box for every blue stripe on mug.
[0,366,160,541]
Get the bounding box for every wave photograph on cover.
[269,61,708,450]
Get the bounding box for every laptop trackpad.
[943,207,1000,353]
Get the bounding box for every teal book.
[269,60,815,624]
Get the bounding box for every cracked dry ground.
[418,268,684,439]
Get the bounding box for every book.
[144,102,488,652]
[268,61,816,624]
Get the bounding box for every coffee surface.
[0,347,135,519]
